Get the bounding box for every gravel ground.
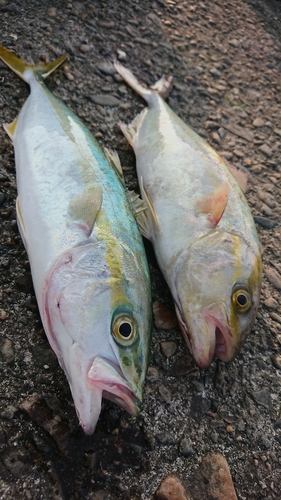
[0,1,281,499]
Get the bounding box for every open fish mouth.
[203,304,233,363]
[87,356,140,416]
[175,302,233,368]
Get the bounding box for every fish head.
[174,230,262,368]
[43,239,151,434]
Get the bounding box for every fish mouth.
[175,302,233,368]
[87,356,140,417]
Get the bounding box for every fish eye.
[112,314,136,345]
[232,287,251,313]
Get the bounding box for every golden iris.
[232,287,251,313]
[112,314,136,345]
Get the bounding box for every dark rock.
[158,384,172,403]
[250,389,272,409]
[178,437,194,457]
[0,193,5,206]
[190,394,212,420]
[156,432,177,445]
[16,273,34,293]
[254,216,279,229]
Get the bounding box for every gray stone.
[253,216,278,229]
[90,95,121,106]
[264,267,281,291]
[96,61,116,75]
[178,437,194,457]
[259,144,273,157]
[251,389,272,409]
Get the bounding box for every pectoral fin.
[196,181,229,228]
[16,197,28,250]
[3,116,18,140]
[227,164,248,193]
[69,183,102,236]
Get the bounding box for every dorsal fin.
[104,148,124,180]
[68,183,102,236]
[196,181,229,228]
[126,189,150,238]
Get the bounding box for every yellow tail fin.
[0,46,67,82]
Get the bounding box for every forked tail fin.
[113,61,173,105]
[0,45,67,84]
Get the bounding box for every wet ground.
[0,1,281,499]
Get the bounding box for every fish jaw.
[71,357,140,436]
[175,305,215,368]
[88,357,140,415]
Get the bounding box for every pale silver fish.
[0,46,151,434]
[114,61,262,369]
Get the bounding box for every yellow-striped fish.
[0,47,151,434]
[114,61,262,368]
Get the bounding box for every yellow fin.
[69,183,102,236]
[0,45,67,83]
[3,116,18,140]
[196,180,229,228]
[16,197,28,250]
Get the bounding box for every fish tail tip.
[0,45,68,83]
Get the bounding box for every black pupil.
[237,294,247,306]
[119,322,132,338]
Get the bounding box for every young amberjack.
[0,46,152,434]
[114,61,262,369]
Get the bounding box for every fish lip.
[87,356,140,417]
[175,301,233,368]
[175,303,214,368]
[203,303,233,362]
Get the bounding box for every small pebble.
[47,7,56,17]
[0,309,7,320]
[259,144,272,157]
[264,297,278,309]
[264,267,281,291]
[154,474,190,500]
[160,341,177,358]
[153,301,177,330]
[79,44,91,53]
[253,117,264,127]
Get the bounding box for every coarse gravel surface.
[0,1,281,499]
